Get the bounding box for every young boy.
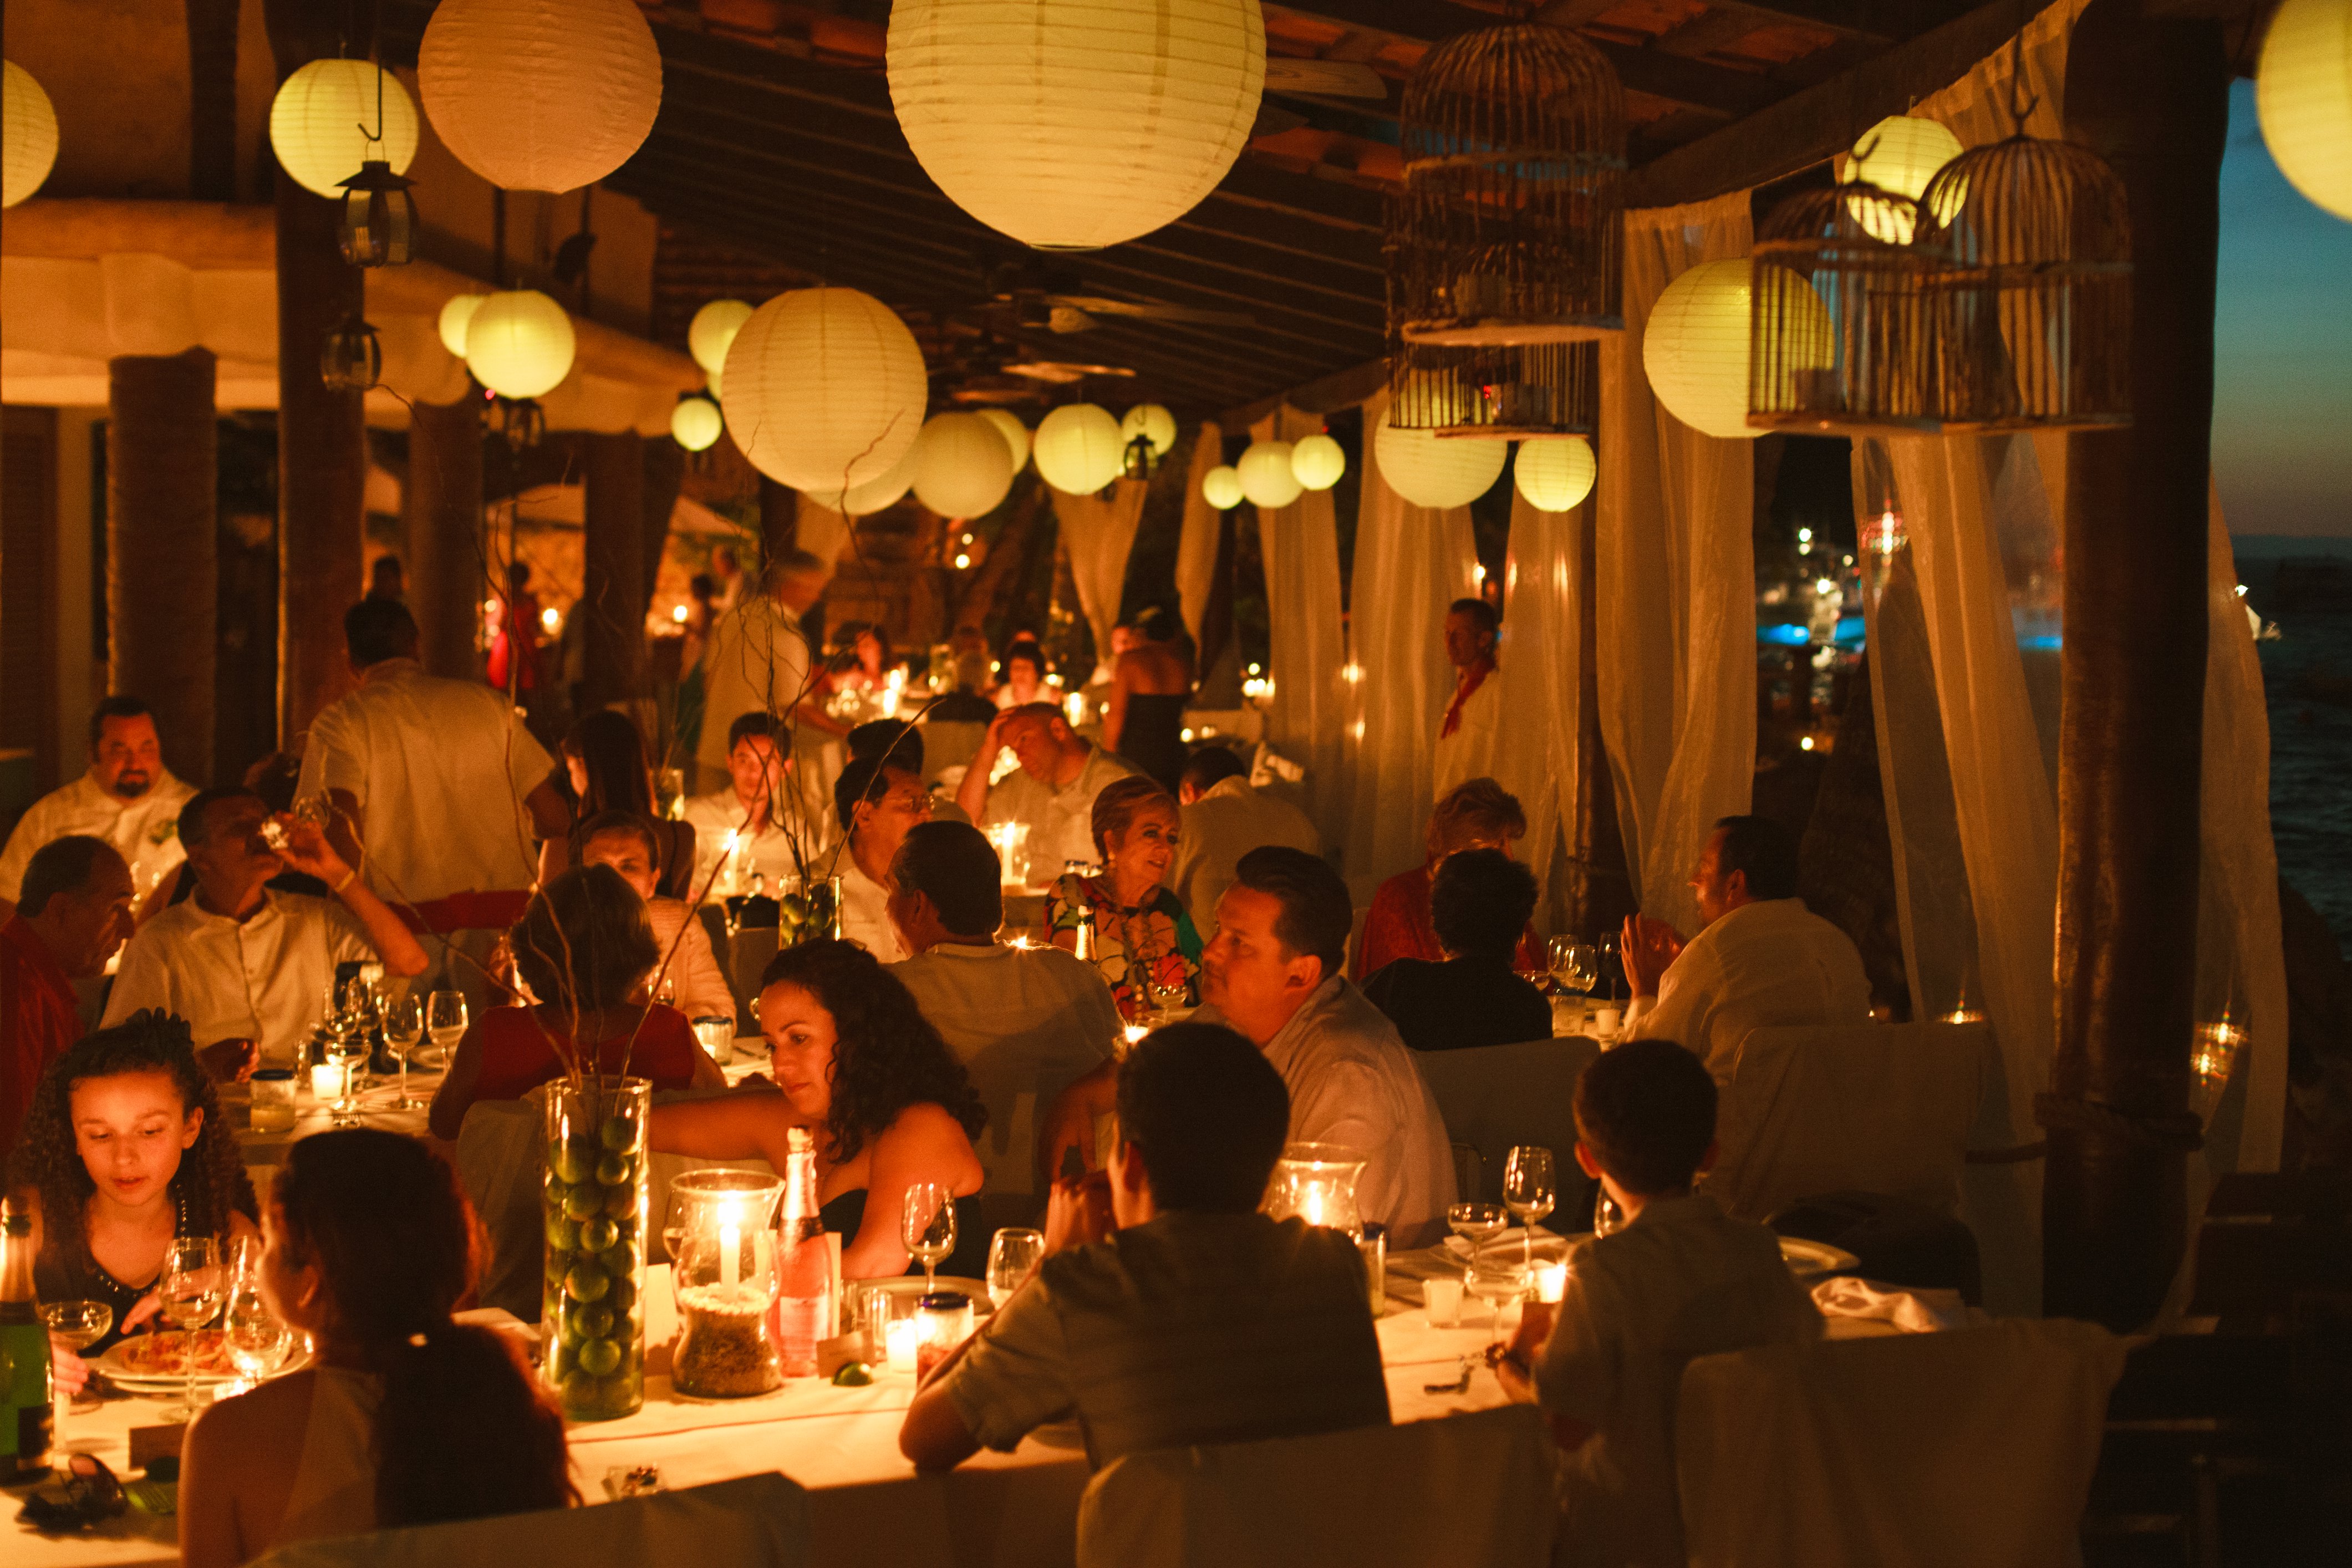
[1495,1038,1822,1568]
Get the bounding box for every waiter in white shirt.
[698,548,829,796]
[831,752,932,963]
[1621,814,1873,1083]
[1169,746,1320,940]
[0,698,197,909]
[1430,598,1502,805]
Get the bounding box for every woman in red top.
[1355,777,1545,982]
[428,866,725,1139]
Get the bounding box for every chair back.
[1676,1320,2127,1568]
[451,1098,547,1321]
[1077,1406,1554,1568]
[1413,1037,1600,1210]
[254,1473,807,1568]
[1708,1022,1992,1225]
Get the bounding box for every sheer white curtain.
[1598,190,1757,935]
[1253,408,1348,843]
[1493,488,1586,922]
[1175,422,1223,648]
[1049,478,1149,680]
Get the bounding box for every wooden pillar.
[641,435,685,607]
[405,398,484,680]
[108,351,218,785]
[186,0,241,201]
[579,432,648,712]
[2044,0,2228,1331]
[1565,504,1635,944]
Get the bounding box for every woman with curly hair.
[5,1010,258,1383]
[651,939,989,1280]
[180,1129,573,1568]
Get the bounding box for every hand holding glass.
[42,1300,111,1433]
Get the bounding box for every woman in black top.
[1364,848,1554,1052]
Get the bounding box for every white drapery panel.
[1493,490,1587,924]
[1049,478,1150,680]
[1340,388,1480,892]
[1253,408,1350,846]
[1175,423,1224,648]
[1598,190,1757,935]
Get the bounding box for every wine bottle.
[1,1194,55,1482]
[768,1128,831,1378]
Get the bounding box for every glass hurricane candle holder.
[542,1076,651,1421]
[1263,1142,1367,1237]
[249,1068,297,1133]
[984,822,1031,889]
[668,1170,786,1399]
[914,1291,974,1383]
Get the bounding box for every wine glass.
[1548,938,1599,997]
[1594,1191,1625,1239]
[425,990,468,1072]
[41,1300,112,1440]
[159,1237,225,1421]
[1463,1241,1531,1360]
[382,994,426,1111]
[1446,1202,1508,1284]
[900,1183,956,1294]
[986,1228,1045,1310]
[329,1008,369,1123]
[221,1282,294,1397]
[1503,1146,1557,1266]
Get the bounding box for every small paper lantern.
[419,0,662,194]
[1238,440,1303,508]
[438,294,487,358]
[1642,258,1837,442]
[1202,465,1245,510]
[1121,404,1178,456]
[2257,0,2352,220]
[886,0,1266,250]
[977,408,1031,471]
[465,289,577,400]
[1290,432,1345,491]
[2,60,59,208]
[1514,436,1596,512]
[270,59,420,199]
[1846,115,1965,244]
[721,288,928,492]
[1032,403,1126,494]
[672,395,724,453]
[912,411,1017,517]
[1373,411,1505,509]
[689,299,754,376]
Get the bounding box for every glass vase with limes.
[541,1075,651,1421]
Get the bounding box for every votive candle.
[885,1317,920,1372]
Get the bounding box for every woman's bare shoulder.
[190,1366,316,1452]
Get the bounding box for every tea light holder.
[984,821,1031,888]
[885,1316,920,1372]
[250,1068,298,1133]
[1534,1261,1568,1304]
[1263,1142,1367,1238]
[668,1170,786,1399]
[914,1291,974,1383]
[310,1058,352,1102]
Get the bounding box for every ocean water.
[2241,538,2352,950]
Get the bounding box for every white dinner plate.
[1441,1228,1577,1262]
[864,1275,995,1313]
[95,1328,313,1388]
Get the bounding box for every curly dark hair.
[5,1011,258,1285]
[758,939,987,1164]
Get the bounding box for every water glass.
[901,1183,956,1293]
[159,1237,225,1421]
[42,1300,111,1437]
[1503,1146,1557,1265]
[986,1228,1045,1310]
[425,990,468,1071]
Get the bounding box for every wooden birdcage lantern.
[1917,135,2131,431]
[1389,337,1598,437]
[1749,181,1947,434]
[1387,22,1625,348]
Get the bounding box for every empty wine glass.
[1463,1241,1531,1360]
[159,1237,225,1421]
[1447,1202,1508,1284]
[986,1228,1045,1310]
[425,990,467,1072]
[41,1300,112,1439]
[382,993,426,1111]
[900,1183,956,1294]
[1503,1146,1557,1266]
[1594,1191,1625,1239]
[1548,937,1599,998]
[221,1281,294,1396]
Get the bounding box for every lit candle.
[1535,1262,1568,1304]
[310,1061,345,1100]
[719,1202,741,1292]
[885,1318,919,1371]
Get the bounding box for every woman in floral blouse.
[1044,776,1203,1021]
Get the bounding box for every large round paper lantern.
[1290,432,1345,491]
[721,288,928,492]
[465,290,576,399]
[1032,403,1125,493]
[887,0,1266,250]
[1121,404,1178,456]
[437,293,487,358]
[1202,465,1244,510]
[689,299,754,376]
[1373,412,1504,509]
[419,0,662,194]
[913,412,1018,517]
[1846,115,1964,243]
[1238,440,1303,508]
[671,396,724,452]
[1515,437,1596,512]
[977,408,1031,471]
[3,61,58,208]
[269,59,420,198]
[2257,0,2352,220]
[1643,259,1833,441]
[808,440,919,516]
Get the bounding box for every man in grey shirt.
[900,1023,1389,1470]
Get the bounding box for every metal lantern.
[1389,338,1598,437]
[320,316,383,392]
[1388,23,1625,347]
[338,159,417,268]
[1749,182,1946,435]
[1917,135,2131,431]
[491,394,546,454]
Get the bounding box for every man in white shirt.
[105,786,429,1063]
[0,698,197,907]
[1169,746,1320,940]
[1197,846,1455,1248]
[1622,814,1872,1083]
[954,703,1139,882]
[697,548,827,795]
[576,812,737,1026]
[830,752,932,963]
[680,713,817,898]
[1431,598,1502,804]
[298,600,568,1017]
[885,821,1121,1213]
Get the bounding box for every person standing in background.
[1431,598,1502,804]
[698,550,828,798]
[1101,608,1194,793]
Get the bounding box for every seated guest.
[991,637,1051,710]
[833,752,933,963]
[929,635,1000,724]
[650,940,990,1280]
[955,702,1140,879]
[848,719,923,771]
[1044,777,1203,1020]
[900,1023,1389,1470]
[428,866,725,1139]
[0,696,196,908]
[1622,814,1871,1083]
[104,789,429,1063]
[1494,1040,1822,1568]
[180,1129,573,1568]
[681,712,815,897]
[576,811,735,1025]
[8,1012,258,1383]
[1169,746,1319,940]
[1365,849,1552,1052]
[2,838,134,1160]
[539,710,694,899]
[887,822,1121,1210]
[1197,848,1455,1247]
[1356,776,1544,981]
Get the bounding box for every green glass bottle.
[1,1193,55,1481]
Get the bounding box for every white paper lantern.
[1289,432,1345,491]
[1032,403,1126,493]
[465,290,576,400]
[887,0,1265,250]
[2258,0,2352,220]
[1238,440,1304,508]
[1121,404,1178,457]
[1643,258,1833,441]
[721,288,928,492]
[1846,115,1965,243]
[419,0,662,194]
[807,439,919,516]
[689,299,754,376]
[1515,437,1596,512]
[671,396,724,452]
[977,408,1031,471]
[1372,412,1504,509]
[705,363,723,402]
[269,59,420,199]
[437,294,487,358]
[1202,465,1245,510]
[3,61,58,209]
[912,411,1018,517]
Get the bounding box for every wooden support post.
[2044,0,2229,1332]
[642,437,685,609]
[580,432,649,712]
[108,351,218,786]
[1565,505,1635,944]
[405,398,485,681]
[186,0,241,201]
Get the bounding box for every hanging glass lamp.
[338,158,417,267]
